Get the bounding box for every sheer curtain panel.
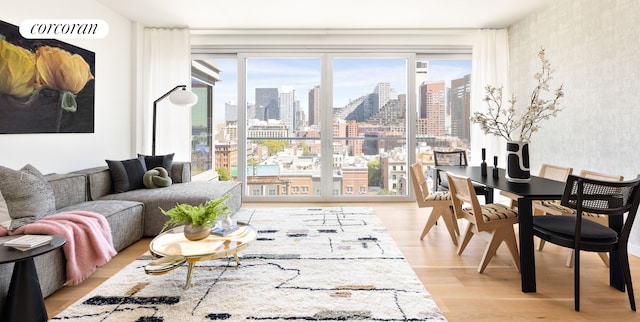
[140,28,192,161]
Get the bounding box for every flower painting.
[0,20,95,133]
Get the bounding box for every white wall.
[1,0,134,174]
[508,0,640,255]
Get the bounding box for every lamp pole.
[152,85,187,156]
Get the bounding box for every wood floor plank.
[45,202,640,321]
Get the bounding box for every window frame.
[191,30,473,202]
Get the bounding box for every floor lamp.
[152,85,198,155]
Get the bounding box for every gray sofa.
[0,162,241,308]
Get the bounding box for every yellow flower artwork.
[0,20,95,133]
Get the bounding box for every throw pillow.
[0,164,57,230]
[143,167,173,188]
[138,153,174,175]
[106,156,147,193]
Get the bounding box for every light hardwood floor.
[45,202,640,321]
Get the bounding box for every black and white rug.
[52,207,446,321]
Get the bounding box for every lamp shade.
[169,88,198,106]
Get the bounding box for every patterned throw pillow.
[0,164,57,230]
[106,156,147,193]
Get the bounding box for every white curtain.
[140,28,192,160]
[470,29,509,165]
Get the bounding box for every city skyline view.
[191,56,473,197]
[209,58,471,125]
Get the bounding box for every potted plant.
[160,193,232,241]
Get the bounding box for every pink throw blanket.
[0,211,117,286]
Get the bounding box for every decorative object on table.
[211,214,238,236]
[493,156,499,178]
[152,85,198,155]
[470,48,565,183]
[480,148,488,176]
[3,234,52,251]
[505,141,530,182]
[160,194,232,241]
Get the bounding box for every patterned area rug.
[52,207,446,321]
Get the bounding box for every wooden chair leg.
[597,252,610,267]
[440,206,458,246]
[537,238,546,251]
[478,227,518,273]
[450,206,460,236]
[478,229,503,273]
[419,207,442,240]
[503,226,520,272]
[566,249,574,268]
[457,223,475,256]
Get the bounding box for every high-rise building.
[308,85,321,126]
[279,86,295,137]
[450,74,471,142]
[255,88,278,121]
[416,61,429,114]
[225,101,237,123]
[422,81,446,136]
[374,82,397,111]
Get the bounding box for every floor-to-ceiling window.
[190,33,472,201]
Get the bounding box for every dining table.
[435,165,626,293]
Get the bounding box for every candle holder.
[492,156,499,178]
[480,148,487,176]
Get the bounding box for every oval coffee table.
[148,224,257,289]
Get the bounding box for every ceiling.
[97,0,553,30]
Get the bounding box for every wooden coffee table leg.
[184,261,196,289]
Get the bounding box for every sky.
[206,57,471,125]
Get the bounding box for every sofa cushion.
[0,164,56,230]
[45,173,87,210]
[57,200,144,252]
[106,156,147,193]
[138,153,174,175]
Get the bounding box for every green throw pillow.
[143,167,173,188]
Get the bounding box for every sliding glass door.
[331,57,409,196]
[240,54,410,200]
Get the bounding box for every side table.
[0,235,66,322]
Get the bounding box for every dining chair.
[532,174,640,311]
[409,162,458,245]
[536,169,623,267]
[433,150,494,203]
[446,171,520,273]
[500,163,573,209]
